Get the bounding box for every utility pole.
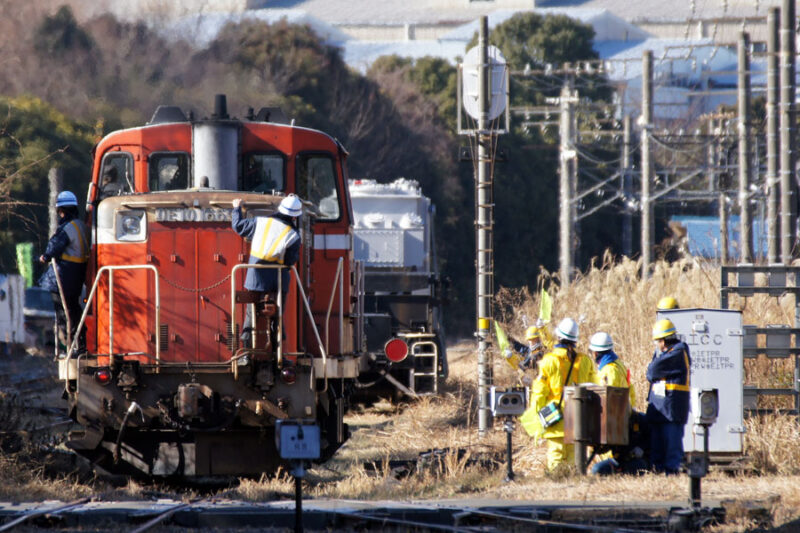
[706,119,716,195]
[709,117,730,264]
[640,50,653,278]
[738,32,753,263]
[767,7,780,263]
[707,117,729,264]
[779,0,796,263]
[720,193,730,265]
[559,80,578,283]
[622,115,633,257]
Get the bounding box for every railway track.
[0,346,744,532]
[0,350,72,454]
[0,497,726,532]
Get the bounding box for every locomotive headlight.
[115,210,146,242]
[123,215,140,234]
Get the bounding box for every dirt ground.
[0,342,799,532]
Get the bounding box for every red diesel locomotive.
[60,96,371,477]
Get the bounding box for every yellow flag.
[539,288,552,322]
[494,320,510,353]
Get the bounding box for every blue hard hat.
[56,191,78,208]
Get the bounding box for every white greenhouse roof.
[170,9,351,46]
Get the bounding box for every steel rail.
[460,507,654,533]
[325,508,478,532]
[128,499,204,533]
[0,498,90,532]
[327,498,662,533]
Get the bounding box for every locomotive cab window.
[241,153,285,193]
[98,152,134,200]
[149,152,190,191]
[296,154,340,220]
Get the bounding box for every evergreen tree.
[0,96,94,274]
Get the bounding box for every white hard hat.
[555,317,579,342]
[278,194,303,217]
[589,331,613,352]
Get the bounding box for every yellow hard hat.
[652,318,677,340]
[657,296,679,310]
[525,326,541,341]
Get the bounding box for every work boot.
[240,327,253,347]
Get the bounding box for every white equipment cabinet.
[658,308,744,454]
[0,274,25,347]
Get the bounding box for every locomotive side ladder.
[403,333,440,394]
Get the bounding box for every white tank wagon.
[349,178,447,396]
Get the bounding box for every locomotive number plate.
[155,207,232,222]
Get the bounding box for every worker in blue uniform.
[231,194,302,345]
[39,191,89,351]
[646,318,691,474]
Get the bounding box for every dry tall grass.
[4,257,800,531]
[498,255,800,470]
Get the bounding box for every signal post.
[458,16,509,436]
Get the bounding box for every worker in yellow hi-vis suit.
[589,331,636,407]
[520,317,597,471]
[587,331,642,474]
[495,320,553,377]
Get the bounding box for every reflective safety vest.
[646,341,691,424]
[597,358,637,408]
[60,220,89,264]
[250,217,300,264]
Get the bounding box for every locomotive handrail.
[230,263,328,392]
[230,263,285,373]
[121,200,192,208]
[291,265,329,393]
[50,258,73,356]
[210,200,277,208]
[324,257,344,356]
[64,264,161,391]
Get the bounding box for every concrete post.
[779,0,796,263]
[559,82,576,283]
[738,32,753,263]
[622,115,633,257]
[48,167,63,237]
[767,7,780,263]
[641,50,654,278]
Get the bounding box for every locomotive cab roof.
[148,94,289,126]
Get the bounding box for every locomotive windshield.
[241,153,285,193]
[297,153,340,220]
[149,152,190,191]
[98,152,134,200]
